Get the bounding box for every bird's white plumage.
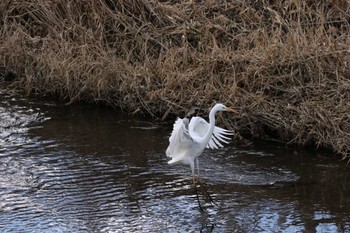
[166,103,235,173]
[166,103,236,209]
[188,116,233,150]
[166,118,194,160]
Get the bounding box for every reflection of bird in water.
[166,103,237,211]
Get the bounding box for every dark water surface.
[1,90,350,233]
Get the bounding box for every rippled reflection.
[0,89,350,232]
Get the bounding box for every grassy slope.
[0,0,349,157]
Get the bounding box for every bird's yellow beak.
[227,108,238,113]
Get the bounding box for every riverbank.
[1,1,349,158]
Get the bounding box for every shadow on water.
[1,90,350,232]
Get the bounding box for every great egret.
[166,103,236,210]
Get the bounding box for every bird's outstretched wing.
[166,118,193,159]
[189,116,233,150]
[209,126,234,149]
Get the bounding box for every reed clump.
[0,0,349,158]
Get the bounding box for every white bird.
[166,103,236,209]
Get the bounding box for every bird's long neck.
[202,107,217,145]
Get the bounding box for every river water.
[0,89,350,233]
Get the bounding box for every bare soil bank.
[0,1,349,158]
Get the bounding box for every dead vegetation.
[0,0,349,158]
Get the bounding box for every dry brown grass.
[0,0,349,158]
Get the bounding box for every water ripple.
[1,91,350,232]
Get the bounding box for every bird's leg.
[191,162,204,211]
[196,158,216,206]
[192,175,205,212]
[198,179,216,206]
[196,158,200,178]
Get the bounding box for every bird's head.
[214,103,237,113]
